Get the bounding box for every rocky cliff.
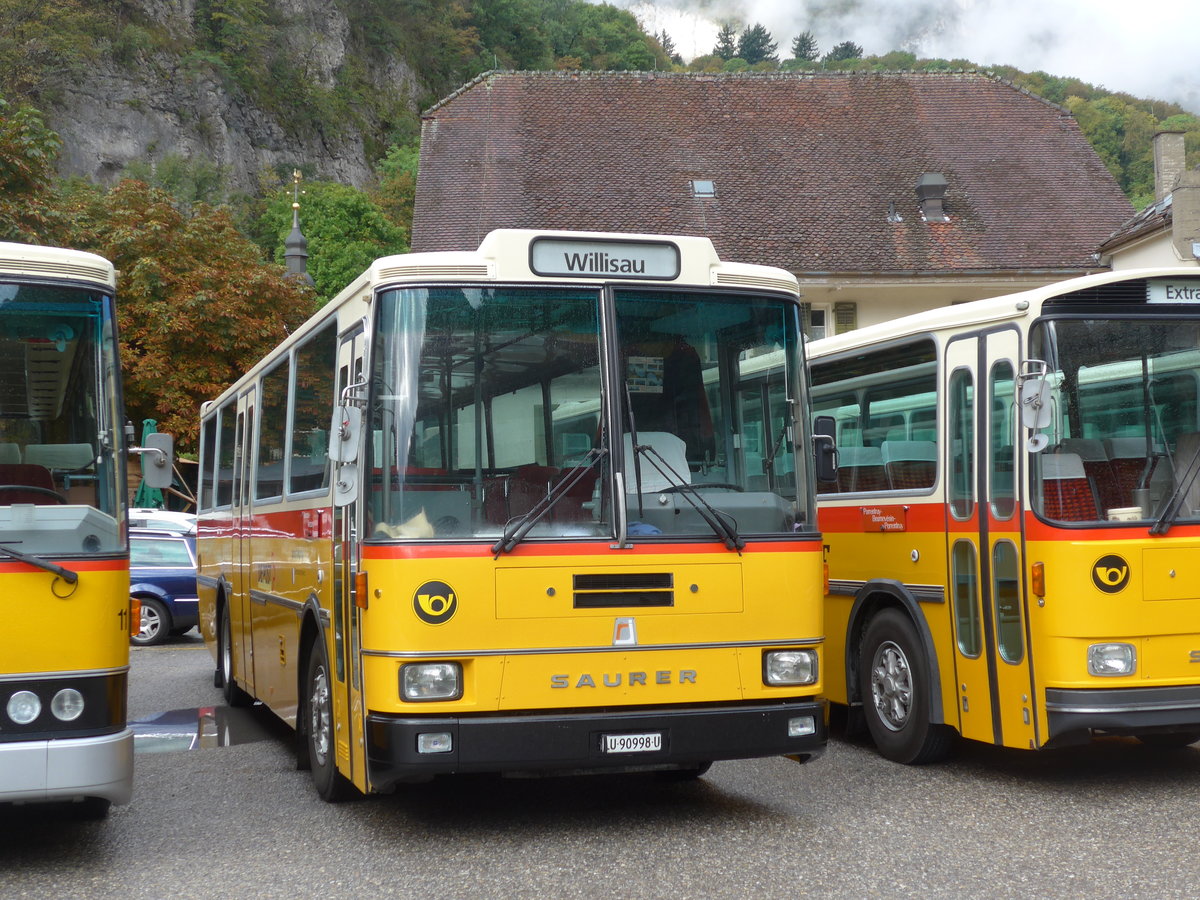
[43,0,423,195]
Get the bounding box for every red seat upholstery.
[0,463,58,505]
[1041,453,1098,521]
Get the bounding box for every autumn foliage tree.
[56,179,315,452]
[0,96,61,240]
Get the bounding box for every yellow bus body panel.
[359,545,823,716]
[4,566,129,673]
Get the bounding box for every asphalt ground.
[3,635,1200,898]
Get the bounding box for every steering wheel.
[0,485,68,504]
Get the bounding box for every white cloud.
[616,0,1199,113]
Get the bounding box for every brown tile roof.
[412,71,1133,274]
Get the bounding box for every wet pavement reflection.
[129,705,279,754]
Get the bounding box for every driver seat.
[0,463,58,505]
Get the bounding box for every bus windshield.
[1031,314,1200,526]
[0,281,124,555]
[367,284,807,541]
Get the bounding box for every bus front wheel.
[859,608,954,764]
[303,637,354,802]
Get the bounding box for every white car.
[128,507,196,534]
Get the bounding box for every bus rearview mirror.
[329,406,361,463]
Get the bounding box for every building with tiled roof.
[413,70,1134,334]
[1100,131,1200,270]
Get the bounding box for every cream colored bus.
[810,268,1200,762]
[197,229,829,799]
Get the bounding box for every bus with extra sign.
[808,267,1200,762]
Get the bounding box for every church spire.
[284,169,314,286]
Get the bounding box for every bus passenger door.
[231,389,257,698]
[945,332,1036,750]
[333,327,367,791]
[984,330,1036,750]
[944,337,993,744]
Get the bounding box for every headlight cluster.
[5,687,85,726]
[1088,643,1136,677]
[763,649,819,686]
[400,662,462,702]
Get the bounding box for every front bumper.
[366,700,825,790]
[0,728,133,805]
[1045,685,1200,745]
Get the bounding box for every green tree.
[0,96,61,239]
[713,23,738,60]
[790,31,819,62]
[823,41,863,64]
[55,179,313,451]
[469,0,553,69]
[373,140,420,243]
[656,29,682,66]
[0,0,108,101]
[255,179,407,303]
[737,24,778,66]
[543,1,666,71]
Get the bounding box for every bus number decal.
[414,581,458,624]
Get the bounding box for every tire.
[219,602,252,707]
[859,608,955,764]
[131,597,169,646]
[304,636,354,802]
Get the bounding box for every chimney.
[1154,131,1186,202]
[916,173,949,222]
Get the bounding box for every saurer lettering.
[551,670,698,688]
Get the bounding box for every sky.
[609,0,1199,114]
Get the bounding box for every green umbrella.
[132,418,165,508]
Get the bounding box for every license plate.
[603,731,663,754]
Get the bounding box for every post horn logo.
[413,580,457,624]
[1092,555,1130,593]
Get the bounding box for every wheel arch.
[845,579,946,725]
[297,593,328,722]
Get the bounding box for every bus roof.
[807,266,1200,360]
[0,241,116,289]
[365,229,799,294]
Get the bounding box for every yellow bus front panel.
[1025,524,1200,746]
[0,562,133,806]
[356,543,825,786]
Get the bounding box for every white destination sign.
[530,238,680,280]
[1148,281,1200,303]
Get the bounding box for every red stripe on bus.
[361,540,820,560]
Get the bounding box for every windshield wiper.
[632,442,744,553]
[0,542,79,584]
[1151,439,1200,536]
[492,448,608,557]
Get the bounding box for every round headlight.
[7,690,42,725]
[51,688,85,722]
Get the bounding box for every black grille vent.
[573,572,674,608]
[1050,279,1150,304]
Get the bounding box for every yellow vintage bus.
[196,229,828,799]
[809,267,1200,762]
[0,242,172,816]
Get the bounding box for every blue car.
[130,527,199,646]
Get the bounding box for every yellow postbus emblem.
[414,580,457,624]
